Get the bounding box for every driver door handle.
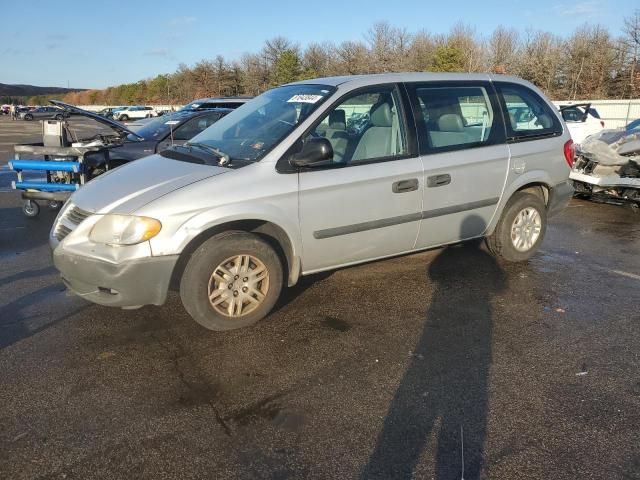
[392,178,419,193]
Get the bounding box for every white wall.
[552,100,640,129]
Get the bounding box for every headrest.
[536,113,552,129]
[329,109,346,129]
[370,102,392,127]
[509,112,517,130]
[438,114,464,132]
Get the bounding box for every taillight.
[563,139,575,168]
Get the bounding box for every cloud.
[46,43,60,50]
[169,16,196,26]
[553,1,602,18]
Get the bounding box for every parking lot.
[0,114,639,479]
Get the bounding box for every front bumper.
[547,181,574,218]
[53,249,178,307]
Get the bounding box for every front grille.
[66,206,92,224]
[54,204,93,241]
[54,224,72,241]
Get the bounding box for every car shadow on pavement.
[360,215,507,480]
[0,283,91,350]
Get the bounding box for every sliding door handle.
[427,174,451,188]
[392,178,419,193]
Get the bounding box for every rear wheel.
[54,114,63,120]
[119,114,129,121]
[486,191,547,262]
[24,114,33,121]
[180,232,283,331]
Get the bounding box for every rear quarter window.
[497,83,562,142]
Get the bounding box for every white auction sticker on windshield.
[287,94,323,103]
[165,120,180,125]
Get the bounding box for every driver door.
[296,84,424,273]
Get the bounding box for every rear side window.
[496,83,562,142]
[408,82,505,153]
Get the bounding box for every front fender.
[149,203,303,284]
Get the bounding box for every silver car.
[50,73,574,331]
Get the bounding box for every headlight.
[89,214,161,245]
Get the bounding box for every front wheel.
[180,232,283,331]
[119,114,129,121]
[24,114,33,121]
[485,191,547,262]
[54,114,63,120]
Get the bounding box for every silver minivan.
[50,73,574,330]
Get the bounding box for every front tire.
[486,191,547,262]
[119,114,129,121]
[24,114,33,121]
[180,232,283,331]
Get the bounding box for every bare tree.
[488,27,520,74]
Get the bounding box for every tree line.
[49,11,640,106]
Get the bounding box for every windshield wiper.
[186,142,231,166]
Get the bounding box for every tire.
[54,114,63,120]
[23,200,40,218]
[119,114,129,121]
[180,231,284,331]
[24,114,33,121]
[48,200,62,210]
[485,191,547,262]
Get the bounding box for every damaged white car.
[570,128,640,205]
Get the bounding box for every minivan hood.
[70,154,228,214]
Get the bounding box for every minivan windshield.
[187,84,335,162]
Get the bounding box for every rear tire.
[486,192,547,262]
[24,114,33,121]
[180,231,283,331]
[119,114,129,121]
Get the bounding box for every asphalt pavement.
[0,115,639,479]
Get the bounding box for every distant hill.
[0,83,86,97]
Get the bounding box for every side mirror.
[290,137,333,167]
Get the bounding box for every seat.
[429,113,471,148]
[325,109,349,163]
[351,102,393,162]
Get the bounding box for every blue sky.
[0,0,635,89]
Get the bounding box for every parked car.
[96,107,125,119]
[559,103,605,144]
[179,96,252,111]
[108,108,231,165]
[21,106,69,121]
[1,104,10,115]
[112,106,158,121]
[570,128,640,205]
[50,73,573,331]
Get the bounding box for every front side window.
[302,86,407,164]
[410,84,499,152]
[188,84,335,162]
[497,83,562,141]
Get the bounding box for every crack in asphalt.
[150,331,232,437]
